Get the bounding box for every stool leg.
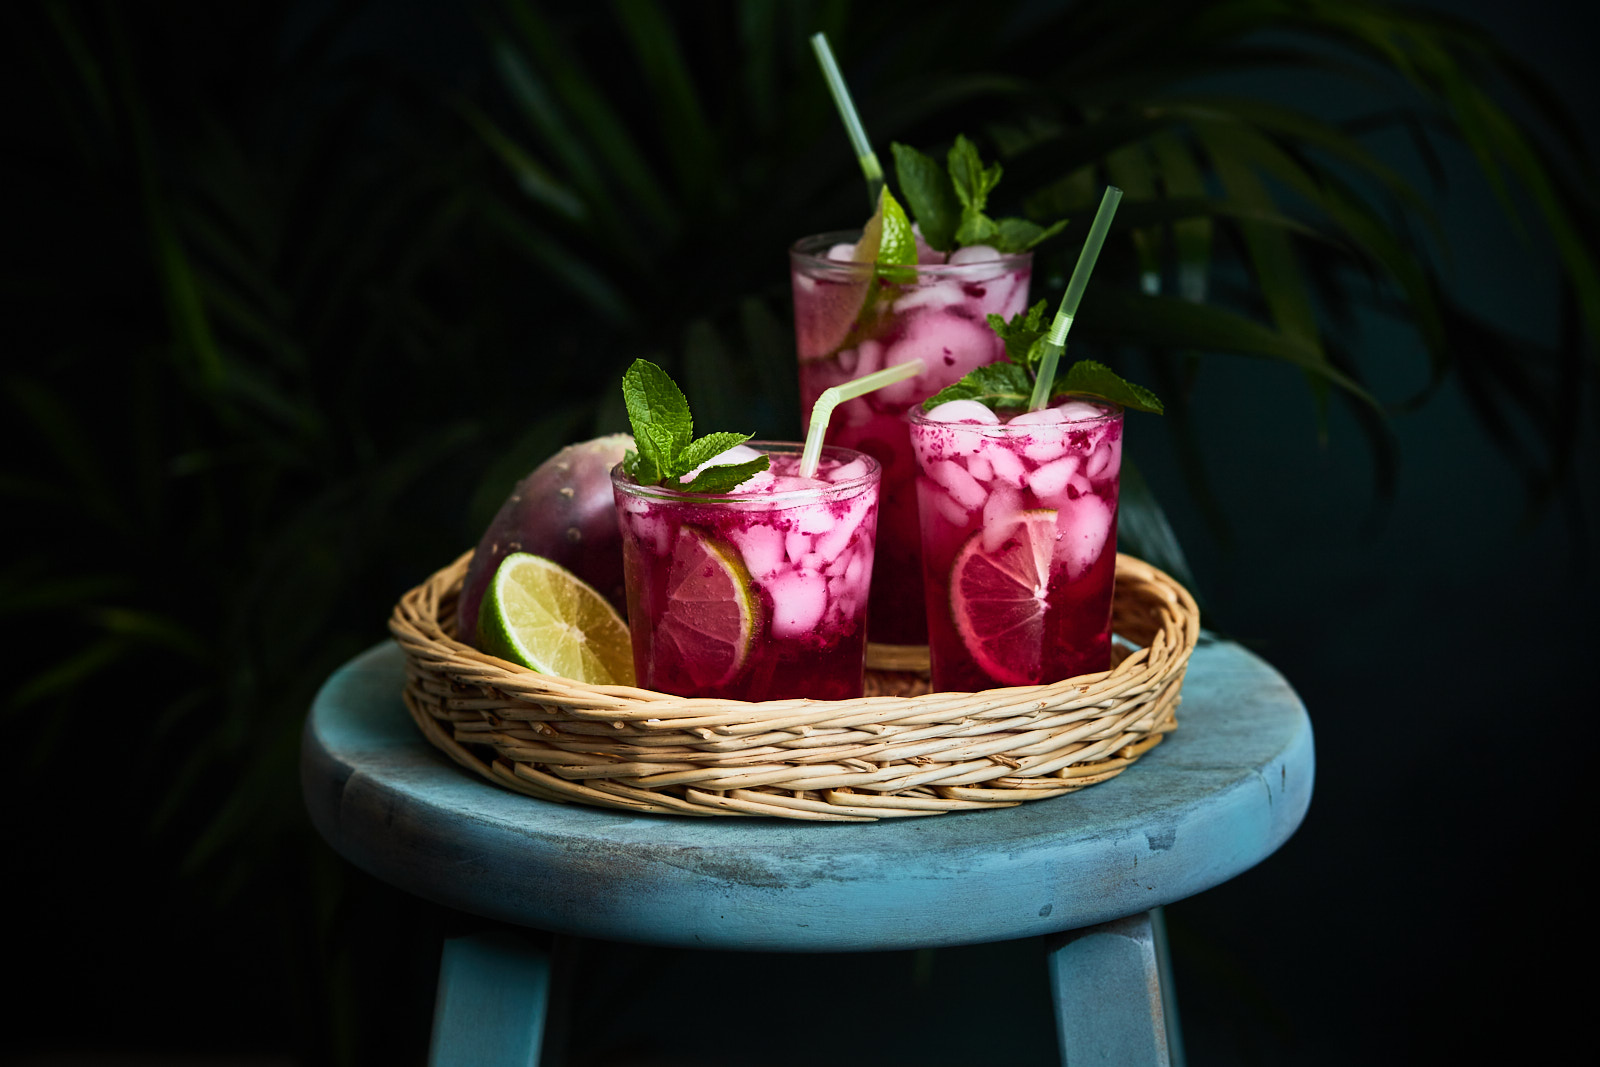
[1047,911,1173,1066]
[429,930,551,1067]
[1150,906,1186,1067]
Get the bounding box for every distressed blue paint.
[429,932,549,1067]
[1049,913,1170,1065]
[302,634,1313,953]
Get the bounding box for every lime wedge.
[876,187,918,270]
[655,527,758,690]
[853,187,917,278]
[477,552,636,685]
[949,509,1057,686]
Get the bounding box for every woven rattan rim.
[390,551,1200,821]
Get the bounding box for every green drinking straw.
[799,359,926,478]
[1027,186,1125,411]
[810,32,885,210]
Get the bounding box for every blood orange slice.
[655,527,758,690]
[949,509,1058,686]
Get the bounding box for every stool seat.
[302,636,1313,953]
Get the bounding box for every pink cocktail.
[611,443,880,701]
[908,399,1123,692]
[790,232,1031,647]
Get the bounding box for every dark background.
[4,1,1595,1065]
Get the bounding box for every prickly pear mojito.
[908,399,1123,691]
[611,443,881,701]
[790,233,1032,646]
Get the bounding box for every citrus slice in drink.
[477,552,636,685]
[949,509,1058,686]
[654,526,758,690]
[795,188,918,362]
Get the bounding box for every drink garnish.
[620,358,770,493]
[922,185,1164,415]
[891,136,1068,254]
[922,306,1164,414]
[477,552,635,685]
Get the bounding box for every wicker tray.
[390,551,1200,822]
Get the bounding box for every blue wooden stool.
[302,636,1312,1066]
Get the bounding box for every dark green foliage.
[3,0,1595,1061]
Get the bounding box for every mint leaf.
[923,307,1165,416]
[949,134,1004,250]
[948,134,1002,217]
[889,135,1069,254]
[1052,360,1166,414]
[620,359,772,490]
[987,301,1051,369]
[922,361,1033,411]
[679,457,769,494]
[675,431,754,474]
[622,447,661,485]
[992,216,1069,254]
[622,358,692,477]
[892,142,959,251]
[954,210,1001,248]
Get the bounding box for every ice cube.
[854,338,884,377]
[924,399,1001,425]
[929,483,969,526]
[981,486,1024,552]
[828,457,870,483]
[797,507,836,535]
[739,470,777,493]
[826,242,856,261]
[876,314,997,405]
[893,279,967,314]
[948,244,1001,264]
[726,524,784,578]
[681,443,765,483]
[966,454,993,482]
[1027,455,1080,501]
[767,568,828,638]
[947,244,1008,282]
[785,529,813,563]
[1055,400,1110,423]
[1085,434,1122,480]
[929,459,986,511]
[1068,473,1094,497]
[814,496,868,560]
[1018,430,1068,464]
[631,513,670,556]
[985,442,1028,487]
[1007,407,1070,426]
[1055,495,1113,580]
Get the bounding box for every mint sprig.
[620,359,770,492]
[891,135,1067,255]
[922,302,1165,414]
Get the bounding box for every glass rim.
[610,441,881,505]
[789,229,1034,276]
[906,399,1124,434]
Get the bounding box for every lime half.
[949,509,1057,686]
[655,527,758,691]
[477,552,635,685]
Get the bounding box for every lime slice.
[949,509,1058,686]
[477,552,636,685]
[654,527,758,690]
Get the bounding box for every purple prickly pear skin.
[456,433,633,646]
